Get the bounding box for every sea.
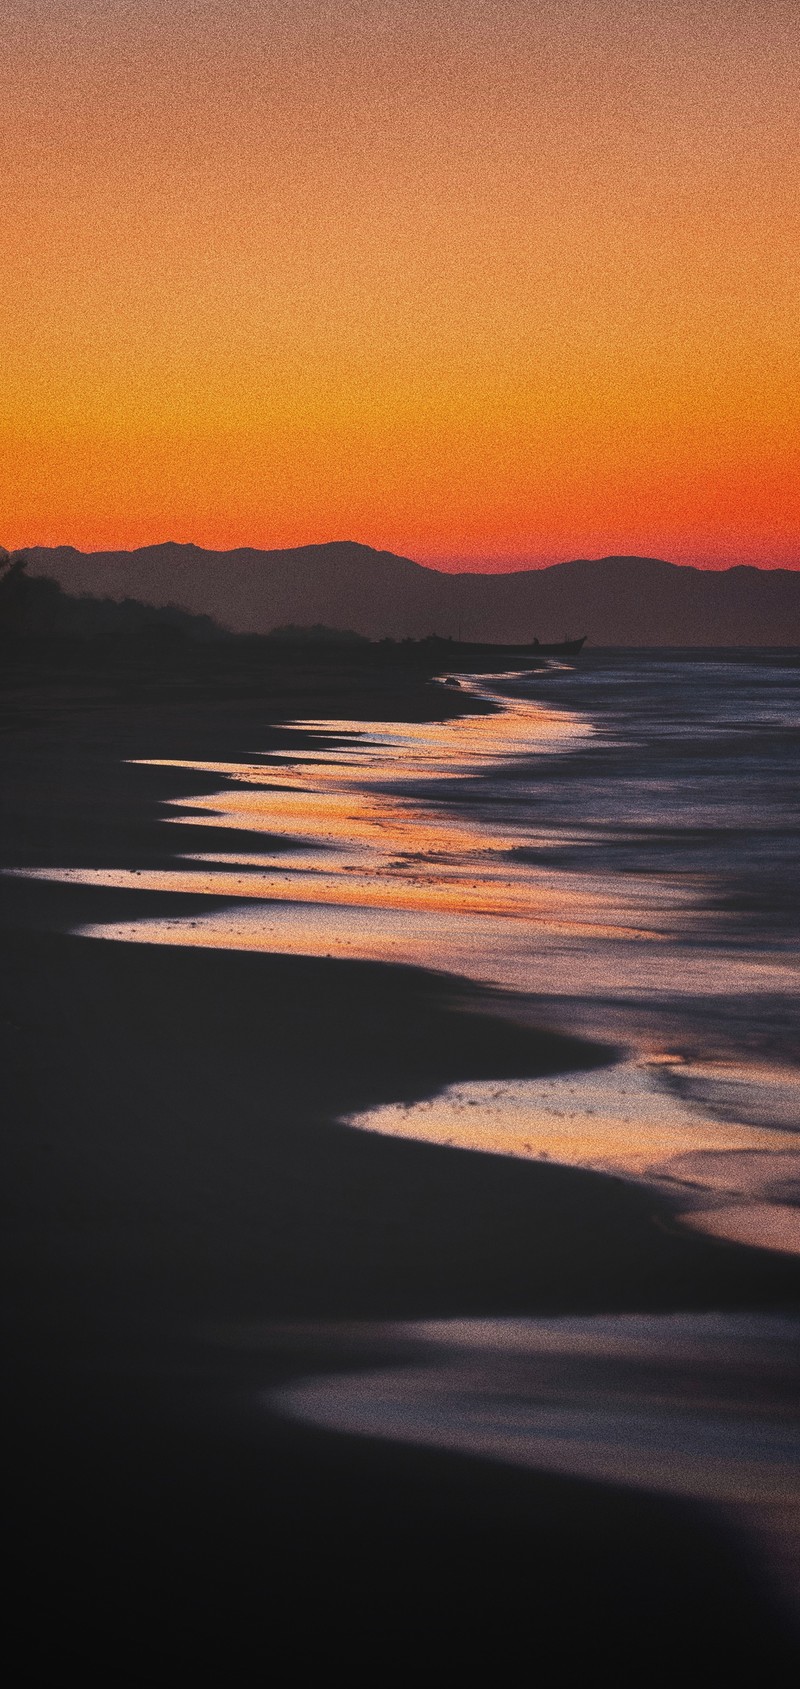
[12,645,800,1602]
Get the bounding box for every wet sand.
[2,662,800,1671]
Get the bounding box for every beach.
[2,649,799,1672]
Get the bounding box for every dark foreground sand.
[2,661,800,1673]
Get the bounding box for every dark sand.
[3,659,799,1673]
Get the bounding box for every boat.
[527,636,587,656]
[418,633,587,662]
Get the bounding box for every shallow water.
[10,648,800,1256]
[272,1312,800,1607]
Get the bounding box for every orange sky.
[3,1,798,569]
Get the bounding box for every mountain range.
[20,542,800,646]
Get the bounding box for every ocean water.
[10,647,800,1599]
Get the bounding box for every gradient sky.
[3,1,798,568]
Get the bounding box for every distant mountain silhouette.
[20,541,800,645]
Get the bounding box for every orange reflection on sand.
[344,1063,798,1177]
[9,862,660,938]
[110,687,660,933]
[145,689,590,872]
[345,1061,800,1257]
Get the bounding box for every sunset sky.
[3,1,798,569]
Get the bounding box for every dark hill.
[20,542,800,645]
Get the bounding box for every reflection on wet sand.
[273,1313,800,1608]
[6,663,799,1258]
[345,1060,800,1255]
[7,651,800,1636]
[6,861,665,936]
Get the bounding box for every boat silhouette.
[419,633,587,662]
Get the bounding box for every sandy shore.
[2,661,799,1671]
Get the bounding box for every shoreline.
[3,659,800,1668]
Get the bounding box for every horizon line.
[16,540,799,576]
